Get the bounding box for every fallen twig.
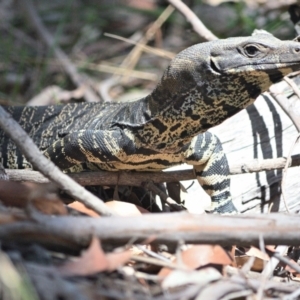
[262,245,289,278]
[2,213,300,251]
[167,0,218,41]
[284,286,300,300]
[5,153,300,185]
[281,134,300,212]
[0,106,115,216]
[229,153,300,174]
[104,33,175,59]
[143,181,187,211]
[269,74,300,211]
[27,86,85,106]
[119,5,175,83]
[76,61,158,81]
[271,249,300,274]
[269,85,300,132]
[19,0,100,103]
[131,255,188,271]
[284,74,300,99]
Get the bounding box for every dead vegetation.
[1,0,300,299]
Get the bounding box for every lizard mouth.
[286,62,300,71]
[261,62,300,75]
[225,61,300,74]
[269,61,300,69]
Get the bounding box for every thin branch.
[5,168,195,185]
[5,153,300,185]
[104,33,175,59]
[27,86,85,106]
[262,245,289,279]
[131,255,188,271]
[166,0,218,41]
[284,286,300,300]
[143,181,187,211]
[284,75,300,99]
[229,153,300,174]
[269,75,300,212]
[76,61,158,81]
[19,0,100,103]
[2,213,300,251]
[282,134,300,213]
[271,250,300,274]
[119,5,175,84]
[0,106,116,216]
[268,87,300,132]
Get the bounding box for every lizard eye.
[244,45,259,57]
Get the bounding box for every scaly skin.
[1,32,300,214]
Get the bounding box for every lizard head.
[169,33,299,108]
[202,32,300,116]
[209,32,300,88]
[147,33,300,135]
[152,33,300,109]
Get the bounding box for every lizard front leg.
[43,129,134,170]
[183,132,238,214]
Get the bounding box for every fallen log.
[1,212,300,252]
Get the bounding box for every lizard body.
[1,33,300,214]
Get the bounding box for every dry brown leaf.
[159,245,232,277]
[230,246,237,268]
[58,237,131,276]
[58,237,107,276]
[182,245,233,267]
[0,212,21,224]
[68,201,100,217]
[245,247,270,261]
[235,256,265,272]
[0,180,67,215]
[68,200,149,217]
[106,251,132,271]
[235,246,270,272]
[30,198,67,215]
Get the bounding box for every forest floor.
[1,0,300,299]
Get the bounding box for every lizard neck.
[136,69,273,151]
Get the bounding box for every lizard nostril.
[294,48,300,53]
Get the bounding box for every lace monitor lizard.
[1,33,300,214]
